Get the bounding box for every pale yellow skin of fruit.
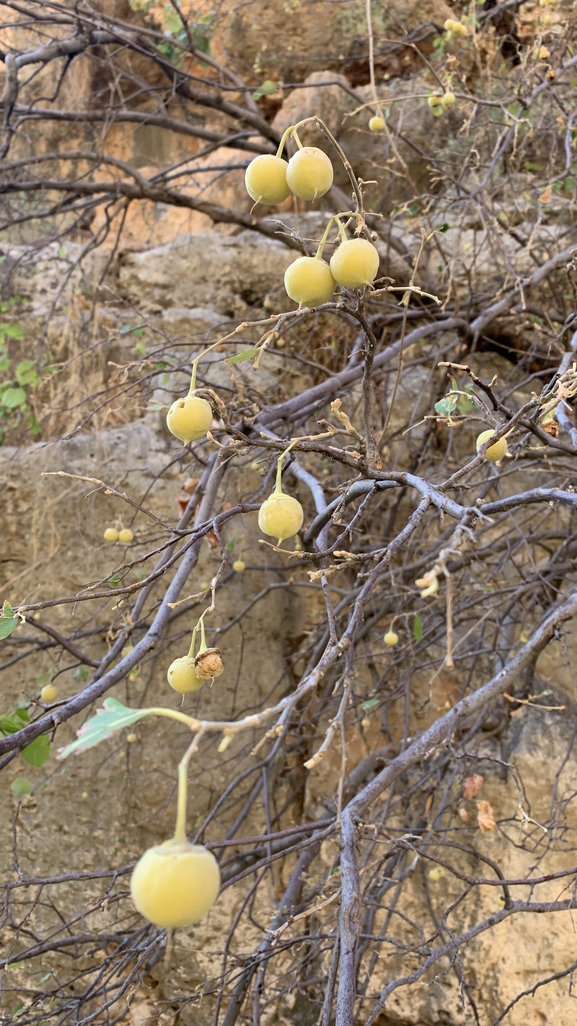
[233,560,246,572]
[258,492,304,544]
[369,116,385,132]
[167,656,204,694]
[104,528,119,542]
[476,429,508,462]
[130,840,220,928]
[284,257,336,308]
[329,239,380,289]
[118,529,133,544]
[286,147,334,201]
[41,684,58,702]
[441,92,456,109]
[167,396,213,444]
[428,95,443,108]
[245,154,291,205]
[384,630,399,646]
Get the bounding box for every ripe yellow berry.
[40,683,58,703]
[444,18,456,30]
[369,115,385,132]
[258,492,304,544]
[245,154,291,205]
[428,94,443,109]
[286,147,334,201]
[442,92,456,109]
[233,559,246,572]
[130,839,220,928]
[167,656,204,694]
[127,733,137,743]
[118,528,133,544]
[167,395,213,444]
[104,528,119,543]
[329,238,380,289]
[384,629,399,646]
[476,429,508,462]
[284,256,336,307]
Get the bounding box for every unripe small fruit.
[194,647,224,682]
[441,92,456,109]
[130,839,220,928]
[258,492,304,544]
[286,147,334,201]
[428,94,443,109]
[233,559,246,572]
[40,683,58,702]
[167,395,213,444]
[476,429,508,462]
[119,528,133,544]
[104,528,119,542]
[369,115,385,132]
[444,18,456,30]
[167,656,204,694]
[245,154,291,205]
[384,629,399,646]
[329,238,380,289]
[284,256,336,307]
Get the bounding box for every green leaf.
[21,735,50,767]
[252,79,278,99]
[11,777,32,798]
[130,327,144,338]
[227,347,259,365]
[0,355,10,372]
[108,573,121,588]
[57,698,151,759]
[413,614,423,642]
[135,341,146,357]
[1,387,26,409]
[0,600,18,640]
[361,698,380,711]
[434,392,458,416]
[15,361,38,387]
[27,413,41,435]
[2,323,25,340]
[0,709,30,734]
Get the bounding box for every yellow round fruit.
[476,429,508,462]
[104,528,119,543]
[284,256,336,307]
[428,94,443,108]
[167,395,213,444]
[286,147,334,201]
[130,839,220,928]
[329,238,380,289]
[167,656,204,694]
[444,18,456,30]
[384,629,399,646]
[442,92,456,108]
[258,492,304,544]
[369,115,385,132]
[118,528,133,544]
[233,559,246,572]
[245,154,291,205]
[40,683,58,703]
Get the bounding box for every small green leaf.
[15,361,38,387]
[130,327,144,338]
[135,341,146,357]
[27,413,41,435]
[108,573,121,587]
[11,777,32,798]
[2,323,25,340]
[0,601,18,640]
[58,698,151,759]
[252,79,279,99]
[361,698,380,711]
[21,735,51,767]
[413,614,423,642]
[74,666,89,682]
[434,393,458,416]
[227,347,259,365]
[1,387,27,409]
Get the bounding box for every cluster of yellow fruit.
[428,92,456,115]
[444,17,469,40]
[284,234,380,309]
[104,527,133,544]
[245,146,333,207]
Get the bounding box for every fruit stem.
[275,117,315,158]
[189,358,199,393]
[174,732,204,844]
[334,216,348,244]
[274,439,298,494]
[188,608,209,658]
[315,217,336,260]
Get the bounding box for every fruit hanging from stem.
[258,443,304,545]
[284,256,336,308]
[476,429,508,462]
[130,839,220,928]
[245,154,291,206]
[286,144,334,201]
[329,230,380,289]
[167,394,213,445]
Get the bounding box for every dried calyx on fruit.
[245,154,291,206]
[258,442,304,545]
[329,220,380,289]
[476,429,508,462]
[168,610,224,693]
